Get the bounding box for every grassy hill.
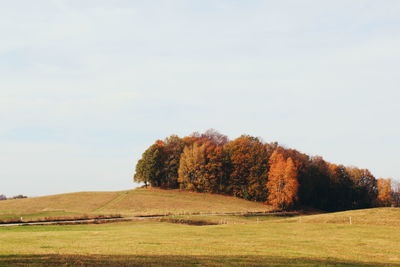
[290,207,400,226]
[0,188,271,222]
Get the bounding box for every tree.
[327,164,355,211]
[377,178,393,207]
[347,167,377,209]
[178,143,206,191]
[184,129,229,147]
[392,181,400,207]
[201,141,228,193]
[299,156,331,210]
[266,152,299,210]
[162,135,186,188]
[225,135,269,200]
[0,195,6,201]
[276,147,313,209]
[134,141,164,187]
[178,141,227,193]
[200,129,229,146]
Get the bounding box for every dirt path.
[0,211,296,227]
[0,216,142,227]
[92,191,129,212]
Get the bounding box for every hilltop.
[0,188,271,222]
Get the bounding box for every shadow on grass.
[0,254,396,267]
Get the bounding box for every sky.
[1,0,400,196]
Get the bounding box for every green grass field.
[287,207,400,226]
[1,216,400,266]
[0,189,399,266]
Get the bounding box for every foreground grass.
[0,220,399,266]
[0,254,386,267]
[0,188,270,222]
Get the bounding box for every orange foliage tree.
[178,140,226,193]
[266,151,299,210]
[202,141,227,193]
[377,178,393,207]
[225,135,269,201]
[178,143,206,191]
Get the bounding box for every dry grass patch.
[0,191,119,221]
[100,188,271,215]
[0,188,271,221]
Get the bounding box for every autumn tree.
[178,140,227,193]
[195,130,229,192]
[178,143,206,191]
[266,151,299,210]
[276,147,313,208]
[377,178,393,207]
[134,141,165,187]
[326,164,355,210]
[183,129,229,147]
[162,135,186,188]
[347,167,377,208]
[198,141,228,192]
[298,156,331,210]
[225,135,269,201]
[200,129,229,146]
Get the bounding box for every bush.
[12,195,28,199]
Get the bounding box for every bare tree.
[392,180,400,207]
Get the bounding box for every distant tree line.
[134,130,398,210]
[0,194,28,201]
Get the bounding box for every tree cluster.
[0,194,27,201]
[134,130,397,211]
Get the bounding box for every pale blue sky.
[1,1,399,196]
